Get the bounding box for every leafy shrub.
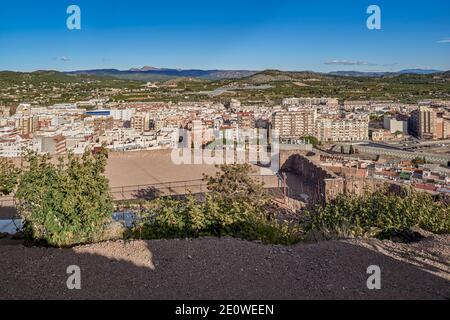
[0,158,19,196]
[16,150,113,247]
[301,136,321,147]
[135,164,301,245]
[301,186,450,240]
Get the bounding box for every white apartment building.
[316,116,369,142]
[110,108,135,122]
[383,115,408,134]
[0,136,40,157]
[282,97,338,107]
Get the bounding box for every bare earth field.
[0,234,449,300]
[105,150,279,201]
[105,150,220,188]
[105,149,277,187]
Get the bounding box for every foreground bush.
[16,150,113,247]
[301,186,450,240]
[134,165,301,245]
[0,158,19,196]
[136,195,300,245]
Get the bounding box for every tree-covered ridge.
[0,70,141,86]
[1,69,450,105]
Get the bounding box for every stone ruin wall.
[279,150,401,206]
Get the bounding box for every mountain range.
[65,66,445,81]
[328,69,443,77]
[66,67,258,81]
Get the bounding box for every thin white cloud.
[325,60,396,67]
[60,56,71,62]
[437,38,450,43]
[382,63,398,67]
[325,60,371,66]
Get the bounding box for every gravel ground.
[0,235,449,300]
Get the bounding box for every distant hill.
[66,67,258,81]
[241,70,326,84]
[65,67,446,82]
[436,70,450,80]
[2,68,449,88]
[0,70,143,88]
[329,69,442,77]
[398,69,442,75]
[129,66,162,72]
[328,71,388,77]
[0,70,99,85]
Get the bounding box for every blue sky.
[0,0,449,72]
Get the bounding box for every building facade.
[272,110,317,139]
[410,106,437,139]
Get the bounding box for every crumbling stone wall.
[280,151,345,205]
[279,151,401,206]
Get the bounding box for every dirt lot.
[1,234,448,300]
[105,150,220,187]
[105,149,277,187]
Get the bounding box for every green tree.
[204,164,270,209]
[412,157,427,167]
[15,149,113,247]
[136,164,300,245]
[0,158,19,196]
[301,136,321,147]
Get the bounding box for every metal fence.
[110,175,281,201]
[0,196,18,219]
[1,175,283,211]
[110,179,207,201]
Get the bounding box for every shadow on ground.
[0,237,448,300]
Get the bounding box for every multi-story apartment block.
[409,106,437,139]
[282,97,338,107]
[131,112,150,132]
[0,136,40,157]
[316,116,369,142]
[15,116,39,135]
[435,114,450,139]
[343,101,370,112]
[109,108,135,122]
[154,119,167,132]
[237,112,255,129]
[272,109,317,139]
[38,135,67,155]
